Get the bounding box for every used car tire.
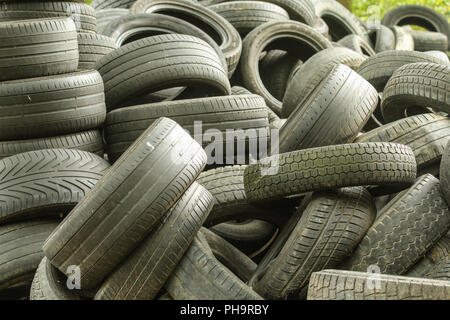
[0,17,78,81]
[340,174,450,275]
[381,62,450,123]
[410,30,448,52]
[279,64,378,153]
[77,33,117,70]
[96,34,231,111]
[368,25,396,53]
[243,142,417,202]
[0,70,106,140]
[391,26,414,51]
[240,20,332,115]
[254,187,376,299]
[307,269,450,300]
[0,130,104,160]
[0,149,110,224]
[94,182,214,300]
[356,114,450,176]
[43,118,207,289]
[440,139,450,207]
[337,34,376,56]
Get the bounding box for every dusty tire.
[94,182,214,300]
[411,30,448,52]
[43,118,207,289]
[337,34,376,56]
[165,230,263,300]
[0,1,97,33]
[407,231,450,281]
[381,62,450,123]
[391,26,414,51]
[130,0,242,76]
[314,0,369,42]
[381,4,450,51]
[104,95,269,163]
[254,187,376,299]
[0,70,106,140]
[279,64,378,153]
[340,174,450,275]
[77,33,117,70]
[282,47,366,118]
[368,25,395,53]
[307,269,450,300]
[30,257,80,300]
[96,8,129,35]
[96,34,231,111]
[240,20,332,114]
[356,50,449,92]
[0,149,110,224]
[0,220,59,290]
[440,139,450,207]
[0,130,104,161]
[0,17,78,82]
[243,142,417,202]
[209,1,289,37]
[356,114,450,175]
[92,0,136,9]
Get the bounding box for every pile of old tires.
[0,0,449,300]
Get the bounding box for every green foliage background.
[351,0,450,21]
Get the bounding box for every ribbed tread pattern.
[43,118,207,289]
[77,33,117,70]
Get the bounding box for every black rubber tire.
[407,231,450,281]
[96,8,130,35]
[240,20,332,115]
[0,149,110,224]
[0,220,59,291]
[0,17,78,82]
[30,257,80,300]
[337,34,376,56]
[254,187,376,299]
[314,0,369,42]
[356,50,449,92]
[279,64,378,153]
[209,1,289,37]
[77,33,117,70]
[92,0,136,9]
[202,227,258,282]
[368,25,396,53]
[130,0,242,76]
[43,118,207,289]
[0,70,106,141]
[104,95,269,163]
[313,17,330,39]
[391,26,414,51]
[96,34,231,111]
[440,139,450,207]
[307,269,450,300]
[94,182,214,300]
[0,1,97,33]
[100,13,227,72]
[260,50,302,102]
[243,142,417,202]
[356,114,450,176]
[381,62,450,123]
[340,174,450,275]
[231,86,281,127]
[0,130,104,161]
[211,219,276,255]
[425,50,450,62]
[381,4,450,51]
[282,47,366,118]
[245,0,315,26]
[411,30,448,52]
[165,230,263,300]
